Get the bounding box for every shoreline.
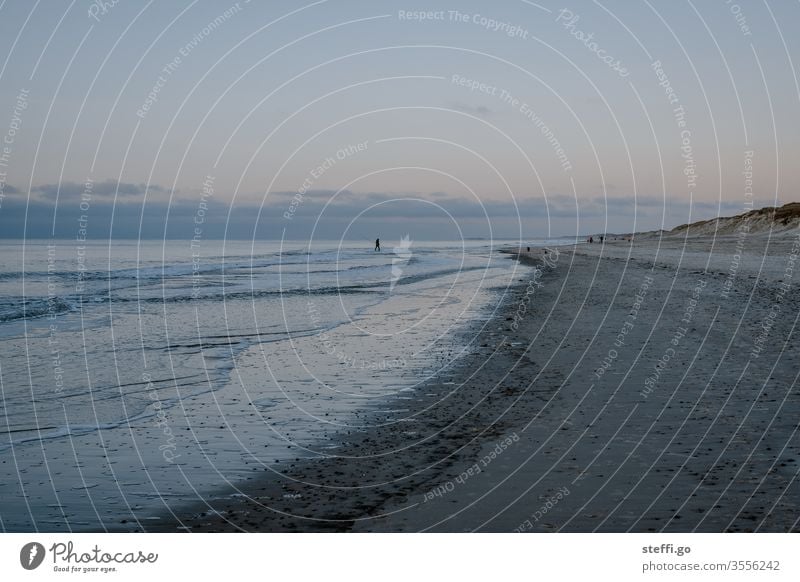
[146,249,543,532]
[153,237,800,532]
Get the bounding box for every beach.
[165,233,800,533]
[3,3,800,577]
[0,239,524,531]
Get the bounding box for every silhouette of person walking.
[375,238,381,252]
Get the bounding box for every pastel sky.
[0,0,797,240]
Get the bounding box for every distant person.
[527,246,531,252]
[375,238,380,252]
[600,235,604,243]
[589,236,594,243]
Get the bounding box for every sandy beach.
[156,232,800,533]
[5,5,800,578]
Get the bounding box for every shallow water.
[0,238,571,531]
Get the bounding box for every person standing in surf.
[375,238,381,251]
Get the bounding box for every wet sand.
[155,234,800,532]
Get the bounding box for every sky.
[0,0,797,240]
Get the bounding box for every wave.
[0,260,491,322]
[0,284,379,322]
[0,296,75,322]
[0,253,368,283]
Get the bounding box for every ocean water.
[0,238,561,531]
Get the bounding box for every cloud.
[31,179,169,200]
[690,200,746,215]
[265,189,357,201]
[0,182,736,240]
[446,101,492,117]
[598,195,664,208]
[0,189,584,239]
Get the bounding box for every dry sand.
[154,233,800,532]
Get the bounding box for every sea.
[0,237,567,531]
